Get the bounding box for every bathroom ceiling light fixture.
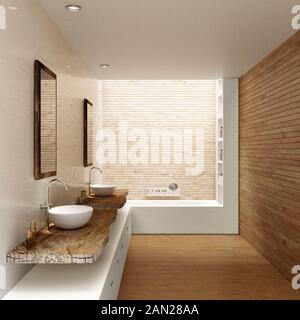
[65,5,82,13]
[100,64,111,69]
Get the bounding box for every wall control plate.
[145,187,181,198]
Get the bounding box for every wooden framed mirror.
[84,99,93,167]
[34,60,57,180]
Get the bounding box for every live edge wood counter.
[84,189,128,209]
[7,189,128,265]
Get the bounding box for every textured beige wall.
[101,80,216,200]
[0,0,97,297]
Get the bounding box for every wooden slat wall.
[239,30,300,280]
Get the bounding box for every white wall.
[223,79,239,234]
[0,0,98,298]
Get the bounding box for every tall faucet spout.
[46,178,69,210]
[40,178,69,229]
[89,167,103,195]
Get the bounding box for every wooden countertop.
[4,206,131,300]
[7,189,128,264]
[84,189,128,209]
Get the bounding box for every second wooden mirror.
[84,99,93,167]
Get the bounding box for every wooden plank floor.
[118,235,300,300]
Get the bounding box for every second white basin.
[49,205,93,230]
[90,184,116,197]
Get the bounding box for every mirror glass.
[40,69,57,174]
[34,61,57,179]
[84,99,93,167]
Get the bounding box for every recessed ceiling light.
[100,64,110,69]
[65,5,82,13]
[65,65,72,68]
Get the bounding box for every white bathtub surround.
[0,0,98,298]
[129,200,222,234]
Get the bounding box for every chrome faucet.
[40,178,69,211]
[89,166,103,195]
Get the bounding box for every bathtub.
[127,200,225,234]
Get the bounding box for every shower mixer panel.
[145,186,181,199]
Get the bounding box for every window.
[98,80,216,200]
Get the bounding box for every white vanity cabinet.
[3,205,131,300]
[100,210,131,300]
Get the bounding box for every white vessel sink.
[49,205,93,230]
[90,184,116,197]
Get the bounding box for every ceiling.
[39,0,298,79]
